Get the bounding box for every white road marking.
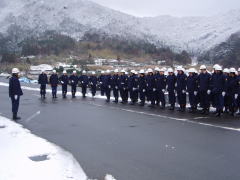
[25,111,41,122]
[89,102,240,133]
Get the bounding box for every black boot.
[13,113,21,121]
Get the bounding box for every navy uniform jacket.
[128,75,139,90]
[60,75,69,85]
[166,74,177,92]
[103,75,112,88]
[69,75,79,85]
[146,74,156,91]
[112,75,120,89]
[210,73,226,94]
[119,75,128,89]
[187,74,198,92]
[138,76,147,90]
[176,73,187,91]
[89,76,98,86]
[227,76,238,95]
[79,75,89,86]
[49,74,59,87]
[198,73,211,91]
[9,76,23,97]
[98,75,105,85]
[38,74,48,85]
[155,74,167,90]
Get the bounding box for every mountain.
[0,0,240,54]
[197,32,240,66]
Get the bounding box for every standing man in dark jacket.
[176,67,187,112]
[49,70,59,99]
[38,70,48,99]
[60,70,69,98]
[69,70,78,98]
[98,71,105,96]
[89,72,98,97]
[9,68,23,120]
[79,70,89,98]
[166,68,177,110]
[211,65,226,117]
[112,69,120,103]
[128,70,139,105]
[197,65,212,114]
[103,70,112,102]
[187,68,198,113]
[155,68,167,109]
[146,69,156,107]
[138,70,147,106]
[119,70,129,104]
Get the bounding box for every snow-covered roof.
[30,64,53,71]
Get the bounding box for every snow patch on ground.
[0,115,88,180]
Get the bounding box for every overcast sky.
[91,0,240,17]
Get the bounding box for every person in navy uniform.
[197,65,212,114]
[187,68,198,113]
[69,70,79,98]
[138,70,147,106]
[236,68,240,115]
[176,67,187,112]
[98,71,105,96]
[146,69,156,108]
[79,70,89,98]
[119,70,129,104]
[38,70,48,99]
[227,68,239,116]
[60,70,69,98]
[223,68,230,113]
[89,72,98,97]
[112,69,120,103]
[103,70,112,102]
[128,70,139,105]
[155,68,167,109]
[49,70,59,99]
[210,65,226,117]
[9,68,23,120]
[166,68,177,110]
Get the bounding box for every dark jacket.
[9,75,23,97]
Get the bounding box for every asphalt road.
[1,80,240,180]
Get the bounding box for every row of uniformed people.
[38,65,240,117]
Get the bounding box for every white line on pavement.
[89,102,240,133]
[25,111,41,122]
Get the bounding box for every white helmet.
[63,70,67,74]
[101,71,105,74]
[223,68,229,73]
[82,70,86,74]
[188,68,196,73]
[215,65,222,71]
[200,65,207,70]
[168,68,174,73]
[53,70,57,73]
[106,70,110,74]
[41,69,45,73]
[139,69,145,74]
[229,68,236,73]
[73,70,77,74]
[92,71,96,75]
[160,68,165,72]
[131,70,136,74]
[114,69,119,73]
[147,68,153,73]
[121,69,125,73]
[12,68,20,74]
[154,67,160,72]
[238,68,240,72]
[213,64,220,70]
[176,66,183,71]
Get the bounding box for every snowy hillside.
[0,0,240,53]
